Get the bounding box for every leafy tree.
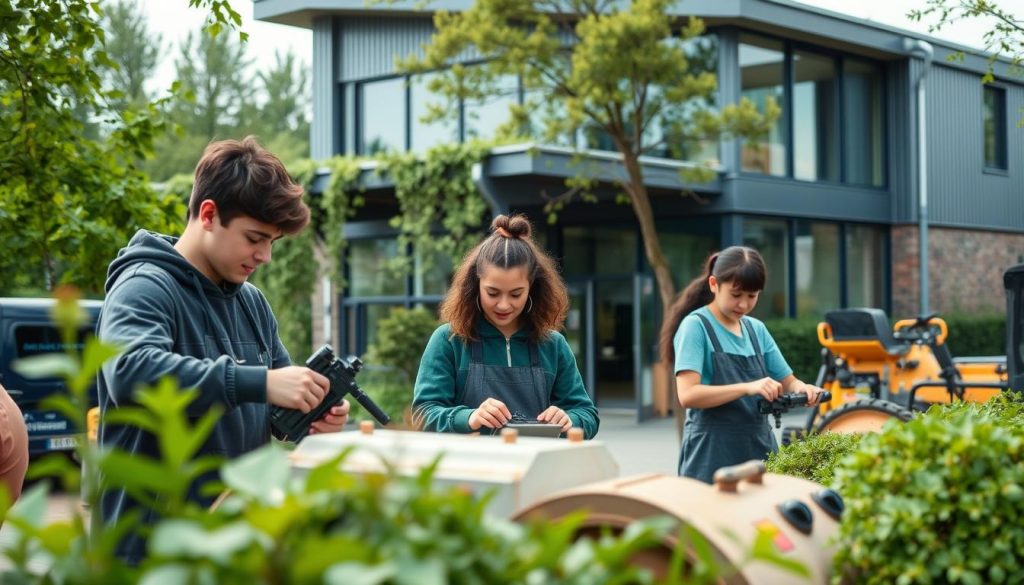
[910,0,1022,84]
[173,29,254,139]
[401,0,777,414]
[102,0,163,111]
[404,0,775,319]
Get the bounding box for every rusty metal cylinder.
[513,461,840,585]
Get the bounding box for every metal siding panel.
[338,17,483,82]
[927,65,1024,231]
[312,16,336,159]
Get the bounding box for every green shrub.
[765,431,865,487]
[942,311,1005,359]
[831,394,1024,584]
[763,318,823,383]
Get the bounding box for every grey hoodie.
[96,230,290,563]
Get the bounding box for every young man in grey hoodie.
[96,136,349,564]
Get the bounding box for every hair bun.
[491,214,532,240]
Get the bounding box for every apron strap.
[741,318,762,356]
[528,341,541,368]
[694,313,724,353]
[470,339,483,363]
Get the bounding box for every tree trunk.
[618,149,684,438]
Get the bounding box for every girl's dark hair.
[442,214,568,342]
[658,246,767,364]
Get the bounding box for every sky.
[136,0,1000,94]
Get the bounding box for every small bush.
[831,394,1024,584]
[765,431,864,487]
[763,318,823,383]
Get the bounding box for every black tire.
[815,399,914,434]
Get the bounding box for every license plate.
[47,436,78,451]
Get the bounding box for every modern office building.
[255,0,1023,418]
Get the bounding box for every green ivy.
[831,394,1024,584]
[377,141,492,277]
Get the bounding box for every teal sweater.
[412,319,599,439]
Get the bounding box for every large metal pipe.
[903,38,934,314]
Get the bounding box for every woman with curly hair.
[412,214,599,438]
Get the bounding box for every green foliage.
[909,0,1022,87]
[1,296,807,584]
[399,0,779,314]
[942,311,1006,358]
[102,0,163,110]
[831,394,1024,584]
[762,318,824,383]
[355,307,441,423]
[766,431,865,488]
[377,142,491,276]
[363,307,440,383]
[0,0,186,294]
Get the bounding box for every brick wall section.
[890,226,1024,317]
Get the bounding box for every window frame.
[982,84,1008,172]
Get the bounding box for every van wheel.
[815,399,914,434]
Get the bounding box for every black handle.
[350,387,391,426]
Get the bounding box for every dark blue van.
[0,297,103,456]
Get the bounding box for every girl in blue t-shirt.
[658,246,824,483]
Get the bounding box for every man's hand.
[309,399,350,434]
[266,366,329,413]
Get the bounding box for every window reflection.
[844,59,885,186]
[794,221,839,318]
[410,73,459,152]
[983,86,1007,170]
[359,78,406,154]
[847,225,885,308]
[739,35,786,176]
[793,51,838,182]
[349,239,404,297]
[464,73,519,140]
[743,218,789,319]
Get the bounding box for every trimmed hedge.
[831,394,1024,584]
[765,431,864,488]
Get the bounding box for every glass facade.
[410,73,459,153]
[464,73,520,140]
[794,221,840,318]
[740,34,787,176]
[846,225,886,308]
[359,78,407,154]
[349,239,404,297]
[792,50,838,182]
[742,218,789,319]
[843,59,885,186]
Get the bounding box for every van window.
[14,326,91,358]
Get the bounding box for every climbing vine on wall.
[376,141,492,277]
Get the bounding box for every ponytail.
[658,246,766,364]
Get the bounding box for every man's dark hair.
[189,136,309,234]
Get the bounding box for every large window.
[410,73,459,153]
[794,221,840,318]
[792,50,838,182]
[983,85,1007,170]
[464,73,520,140]
[846,225,886,308]
[739,34,887,186]
[740,35,787,176]
[647,34,721,164]
[743,218,789,319]
[844,59,885,186]
[349,239,404,297]
[562,226,637,277]
[359,78,407,154]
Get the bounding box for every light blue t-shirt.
[673,306,792,384]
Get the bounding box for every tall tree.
[102,0,163,110]
[0,0,245,294]
[240,50,311,165]
[402,0,777,413]
[173,29,253,139]
[910,0,1022,83]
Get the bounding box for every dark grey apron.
[678,313,778,483]
[459,338,549,435]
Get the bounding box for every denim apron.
[458,338,550,435]
[678,313,778,483]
